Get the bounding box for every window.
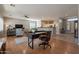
[67,18,78,21]
[29,21,37,29]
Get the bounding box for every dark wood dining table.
[28,31,47,49]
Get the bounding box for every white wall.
[55,21,60,34]
[56,23,60,34]
[70,21,74,33]
[0,17,3,32]
[5,18,29,31]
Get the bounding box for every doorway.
[74,20,78,44]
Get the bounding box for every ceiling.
[0,4,78,20]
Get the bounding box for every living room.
[0,4,79,54]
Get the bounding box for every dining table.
[28,31,47,49]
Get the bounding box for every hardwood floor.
[0,34,79,54]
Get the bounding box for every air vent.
[24,15,29,18]
[10,4,15,7]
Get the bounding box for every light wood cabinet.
[41,20,54,27]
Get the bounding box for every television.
[15,24,23,28]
